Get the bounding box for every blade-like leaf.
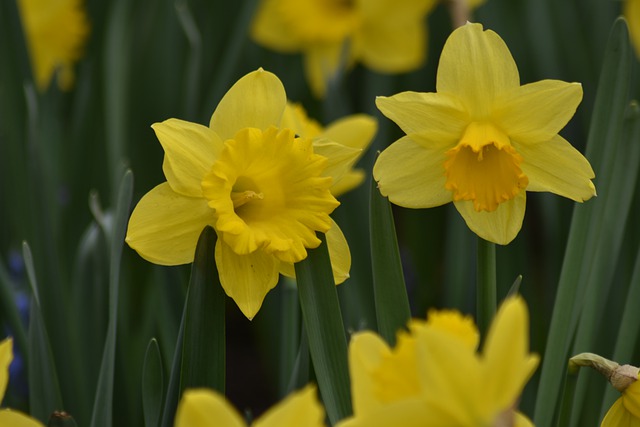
[295,233,352,424]
[142,338,164,427]
[180,226,225,394]
[89,170,133,427]
[369,174,410,346]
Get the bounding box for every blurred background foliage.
[0,0,639,426]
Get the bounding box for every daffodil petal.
[625,0,640,58]
[1,338,12,399]
[209,69,287,140]
[347,331,391,416]
[303,43,344,98]
[332,169,366,197]
[514,411,535,427]
[321,114,377,150]
[278,220,350,285]
[0,410,45,427]
[335,397,446,427]
[482,297,539,410]
[251,0,302,52]
[254,385,325,427]
[373,136,452,208]
[325,219,351,284]
[516,134,596,202]
[437,23,519,117]
[354,6,428,73]
[313,138,362,185]
[494,80,583,142]
[215,241,279,320]
[623,380,640,419]
[152,119,223,197]
[602,397,640,427]
[125,183,213,265]
[415,328,482,425]
[453,191,526,245]
[174,389,245,427]
[375,92,467,142]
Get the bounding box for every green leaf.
[568,102,640,426]
[24,242,64,422]
[0,258,28,356]
[533,18,632,427]
[89,170,133,427]
[142,338,164,427]
[180,226,226,394]
[295,233,352,425]
[160,300,186,427]
[369,175,410,346]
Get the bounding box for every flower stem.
[476,237,496,335]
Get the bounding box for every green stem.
[476,237,496,335]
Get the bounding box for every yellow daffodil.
[251,0,436,97]
[174,385,325,427]
[126,69,355,320]
[0,338,45,427]
[570,353,640,426]
[625,0,640,58]
[373,22,596,245]
[17,0,89,91]
[336,296,539,427]
[281,102,377,197]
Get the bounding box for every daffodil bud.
[569,352,639,392]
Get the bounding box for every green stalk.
[476,237,497,335]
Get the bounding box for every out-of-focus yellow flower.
[17,0,89,91]
[336,296,539,427]
[126,69,356,320]
[625,0,640,58]
[570,353,640,427]
[373,22,595,245]
[174,385,325,427]
[251,0,436,97]
[281,102,377,197]
[0,338,45,427]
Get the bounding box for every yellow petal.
[624,380,640,419]
[209,69,287,140]
[321,114,377,150]
[625,0,640,58]
[152,119,224,197]
[281,102,323,138]
[436,23,520,118]
[332,169,366,198]
[303,43,345,98]
[0,410,45,427]
[414,327,482,425]
[251,0,302,52]
[313,139,362,187]
[494,80,583,143]
[353,0,432,73]
[346,332,391,416]
[253,385,325,427]
[215,240,279,320]
[516,134,596,202]
[602,397,640,427]
[482,297,539,411]
[453,190,526,245]
[125,183,213,265]
[375,92,468,142]
[514,411,535,427]
[373,136,452,209]
[335,398,443,427]
[174,388,245,427]
[0,337,12,399]
[279,220,351,285]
